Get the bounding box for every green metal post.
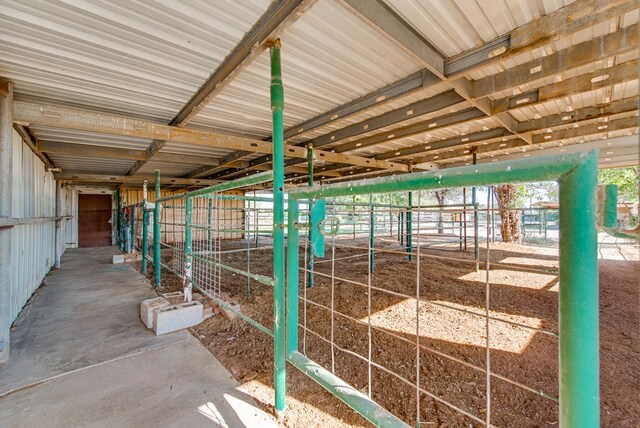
[307,143,314,288]
[270,40,286,417]
[153,170,161,287]
[472,152,479,271]
[142,180,149,274]
[399,212,404,246]
[407,192,413,261]
[286,199,300,356]
[130,205,135,253]
[369,195,374,273]
[558,151,598,427]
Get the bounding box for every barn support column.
[0,80,13,364]
[472,150,479,271]
[142,180,149,274]
[558,151,599,427]
[154,170,161,287]
[307,143,314,288]
[270,39,286,418]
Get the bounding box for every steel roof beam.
[473,24,639,99]
[37,141,224,166]
[128,0,315,176]
[14,101,407,172]
[13,124,55,169]
[517,97,639,133]
[54,173,223,186]
[337,0,531,146]
[203,0,638,181]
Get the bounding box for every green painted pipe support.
[287,352,409,428]
[286,198,300,356]
[308,143,314,288]
[407,192,413,261]
[142,180,149,273]
[130,205,135,254]
[207,198,213,252]
[472,152,479,271]
[558,152,599,427]
[270,40,286,417]
[369,195,374,273]
[287,151,600,427]
[153,170,161,287]
[597,184,640,239]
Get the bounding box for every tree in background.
[494,184,520,242]
[434,188,462,234]
[598,167,640,202]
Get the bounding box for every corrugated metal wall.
[121,188,246,242]
[9,129,75,323]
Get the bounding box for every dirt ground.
[134,237,639,427]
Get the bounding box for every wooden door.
[78,194,112,247]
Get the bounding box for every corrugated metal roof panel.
[0,0,271,121]
[188,0,424,138]
[48,153,134,174]
[137,160,200,177]
[508,81,639,122]
[29,125,153,150]
[466,11,639,81]
[382,0,575,58]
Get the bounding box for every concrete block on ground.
[162,291,183,305]
[153,301,203,335]
[140,297,170,329]
[112,254,125,264]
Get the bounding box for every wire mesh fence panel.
[156,195,187,277]
[152,172,282,337]
[286,152,599,428]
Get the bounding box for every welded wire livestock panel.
[286,151,600,428]
[156,194,188,277]
[153,172,279,336]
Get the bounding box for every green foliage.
[513,181,559,207]
[598,167,640,201]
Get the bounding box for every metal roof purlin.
[126,0,316,176]
[210,0,638,181]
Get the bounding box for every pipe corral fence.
[112,150,614,427]
[106,43,639,427]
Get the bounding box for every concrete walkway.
[0,247,278,428]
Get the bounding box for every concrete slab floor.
[0,247,278,427]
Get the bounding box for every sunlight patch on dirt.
[458,269,557,290]
[364,299,542,354]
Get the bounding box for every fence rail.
[286,150,600,428]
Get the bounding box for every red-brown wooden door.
[78,194,112,247]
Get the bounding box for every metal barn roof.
[1,0,638,187]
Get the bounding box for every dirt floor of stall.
[135,237,639,428]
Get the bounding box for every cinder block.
[161,291,183,299]
[153,301,203,335]
[161,291,184,305]
[112,254,125,264]
[140,297,170,329]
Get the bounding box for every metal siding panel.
[9,130,57,323]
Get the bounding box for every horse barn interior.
[0,0,639,427]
